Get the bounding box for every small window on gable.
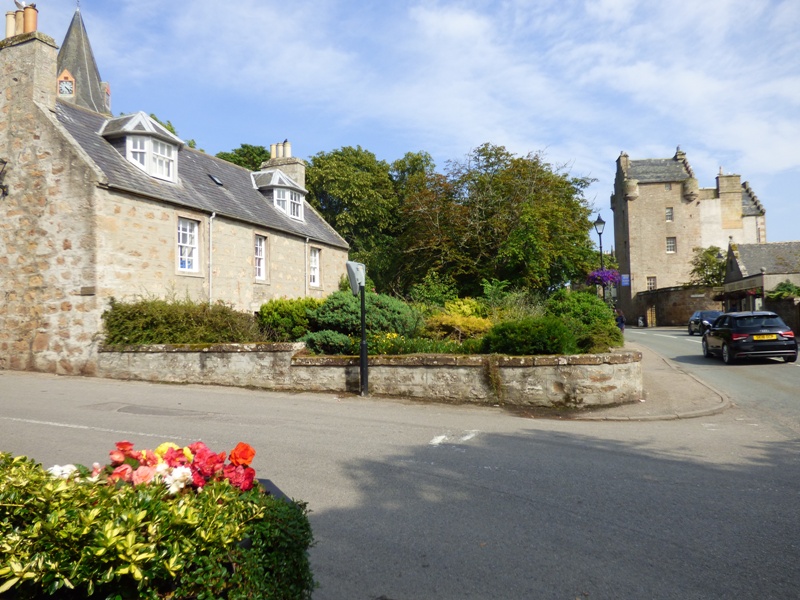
[127,135,178,182]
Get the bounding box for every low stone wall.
[97,344,643,409]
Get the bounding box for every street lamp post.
[593,215,606,301]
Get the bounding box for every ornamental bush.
[308,291,423,338]
[300,330,355,355]
[480,316,578,356]
[102,297,267,345]
[258,297,323,342]
[0,442,314,600]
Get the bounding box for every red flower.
[109,449,126,466]
[109,463,133,483]
[163,447,189,468]
[229,442,256,467]
[223,464,256,491]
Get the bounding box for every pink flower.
[132,465,156,486]
[109,450,126,466]
[163,447,189,468]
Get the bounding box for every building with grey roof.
[610,147,766,324]
[0,8,349,374]
[721,240,800,311]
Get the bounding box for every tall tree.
[305,146,400,289]
[215,144,271,171]
[399,143,596,295]
[687,246,726,286]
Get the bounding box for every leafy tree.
[398,143,596,296]
[216,144,271,171]
[306,146,400,290]
[687,246,726,286]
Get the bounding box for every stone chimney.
[261,140,306,189]
[716,168,743,230]
[0,30,59,112]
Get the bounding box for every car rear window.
[734,315,787,329]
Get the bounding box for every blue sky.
[39,0,800,246]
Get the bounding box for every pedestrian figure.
[615,308,626,331]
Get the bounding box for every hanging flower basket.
[586,268,621,287]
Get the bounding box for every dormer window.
[126,135,177,181]
[100,112,184,184]
[251,168,306,221]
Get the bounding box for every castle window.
[127,135,177,182]
[254,235,267,281]
[647,276,657,291]
[309,247,321,287]
[665,207,673,222]
[666,237,677,253]
[177,218,199,272]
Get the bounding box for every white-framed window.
[152,139,174,180]
[178,218,199,272]
[275,189,288,212]
[254,235,267,280]
[289,191,303,219]
[665,207,673,222]
[647,276,657,291]
[127,135,177,182]
[666,237,677,253]
[309,247,320,287]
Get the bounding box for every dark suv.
[688,310,723,335]
[702,311,798,364]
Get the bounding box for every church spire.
[56,8,110,114]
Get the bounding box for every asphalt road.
[1,368,799,599]
[627,326,800,437]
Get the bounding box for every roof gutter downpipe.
[305,237,309,297]
[209,212,216,302]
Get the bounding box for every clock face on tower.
[58,80,74,96]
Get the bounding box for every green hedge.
[0,445,314,599]
[481,316,578,356]
[258,297,323,342]
[102,298,267,345]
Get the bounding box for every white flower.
[164,466,193,494]
[47,464,78,479]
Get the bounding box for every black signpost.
[346,261,368,396]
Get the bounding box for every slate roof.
[733,242,800,277]
[56,9,108,114]
[55,101,348,250]
[626,158,692,183]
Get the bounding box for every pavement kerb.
[574,341,732,422]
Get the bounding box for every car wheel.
[702,338,712,358]
[688,326,694,336]
[722,343,734,365]
[783,354,797,363]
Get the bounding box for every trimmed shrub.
[0,444,314,600]
[367,332,482,355]
[309,291,422,338]
[300,330,355,355]
[423,313,493,341]
[543,289,621,351]
[481,316,578,356]
[258,297,323,342]
[102,297,266,345]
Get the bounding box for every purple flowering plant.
[587,268,621,287]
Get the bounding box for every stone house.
[610,147,765,325]
[720,240,800,311]
[0,7,349,375]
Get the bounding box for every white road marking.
[460,430,479,442]
[429,435,448,445]
[0,416,199,441]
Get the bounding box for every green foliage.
[543,289,621,352]
[397,143,596,296]
[687,246,726,286]
[258,297,323,342]
[0,453,314,599]
[767,280,800,299]
[408,271,459,308]
[443,297,487,318]
[215,144,272,171]
[300,330,355,355]
[309,291,422,338]
[481,316,578,356]
[102,297,267,345]
[368,332,482,355]
[306,147,400,291]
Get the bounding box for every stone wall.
[632,285,721,327]
[97,344,643,408]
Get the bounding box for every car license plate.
[753,334,777,340]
